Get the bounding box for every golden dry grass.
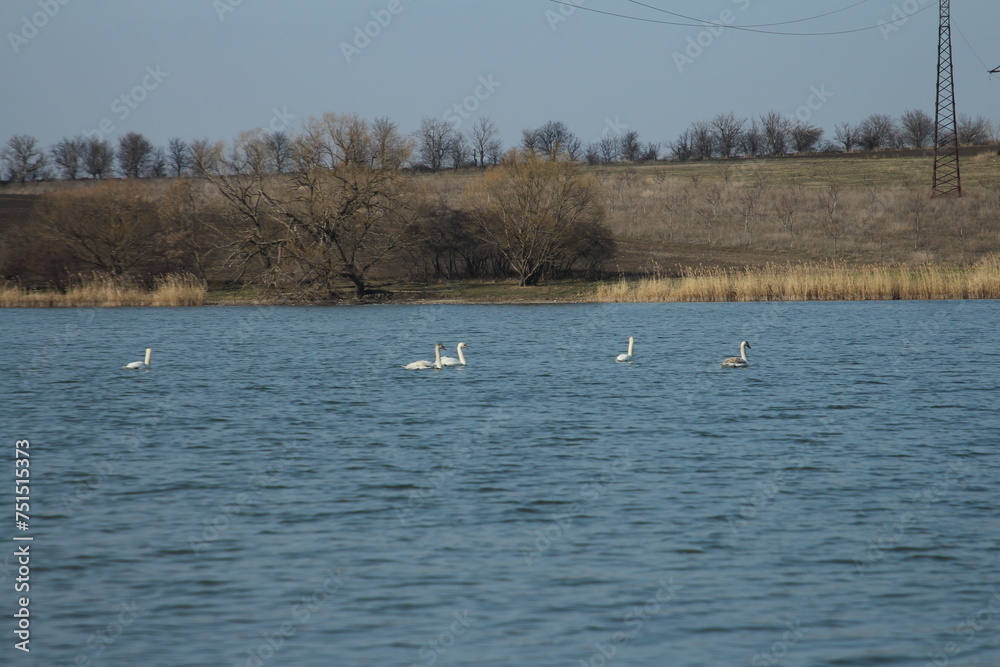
[590,256,1000,302]
[149,274,208,306]
[0,273,206,307]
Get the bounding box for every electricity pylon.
[932,0,961,198]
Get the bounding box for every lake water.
[2,301,999,666]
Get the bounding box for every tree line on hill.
[1,114,613,297]
[671,110,997,161]
[3,108,998,299]
[2,110,997,183]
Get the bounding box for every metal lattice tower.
[932,0,961,198]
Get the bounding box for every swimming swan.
[440,342,469,367]
[721,341,751,368]
[616,337,634,362]
[404,343,445,370]
[124,348,152,370]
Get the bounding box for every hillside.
[2,149,999,292]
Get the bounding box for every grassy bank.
[590,257,1000,302]
[0,273,206,307]
[5,262,1000,306]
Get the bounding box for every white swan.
[440,342,469,367]
[404,343,445,370]
[124,348,152,370]
[616,337,634,362]
[721,340,751,368]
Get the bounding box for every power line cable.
[547,0,935,36]
[625,0,874,30]
[953,22,992,73]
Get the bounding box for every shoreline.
[4,258,999,307]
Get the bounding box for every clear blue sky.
[2,0,998,152]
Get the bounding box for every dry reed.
[0,273,206,307]
[591,256,1000,302]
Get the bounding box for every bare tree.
[206,114,420,299]
[470,117,503,168]
[598,134,619,164]
[857,114,897,151]
[50,136,87,180]
[189,138,224,177]
[199,130,281,285]
[464,150,605,286]
[695,182,726,244]
[738,181,763,245]
[670,129,693,162]
[817,177,845,252]
[485,137,504,166]
[691,121,715,160]
[521,127,541,153]
[760,111,791,156]
[117,132,155,178]
[790,122,824,153]
[167,138,190,177]
[449,131,471,169]
[957,114,993,145]
[416,117,455,171]
[1,135,47,182]
[642,141,660,162]
[739,119,763,157]
[84,137,115,179]
[710,112,745,159]
[899,109,933,148]
[267,131,293,173]
[834,122,858,153]
[773,184,802,247]
[157,178,225,279]
[618,130,642,162]
[148,148,167,178]
[527,120,583,161]
[860,176,884,258]
[37,181,163,275]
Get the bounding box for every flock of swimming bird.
[122,339,752,370]
[399,339,752,369]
